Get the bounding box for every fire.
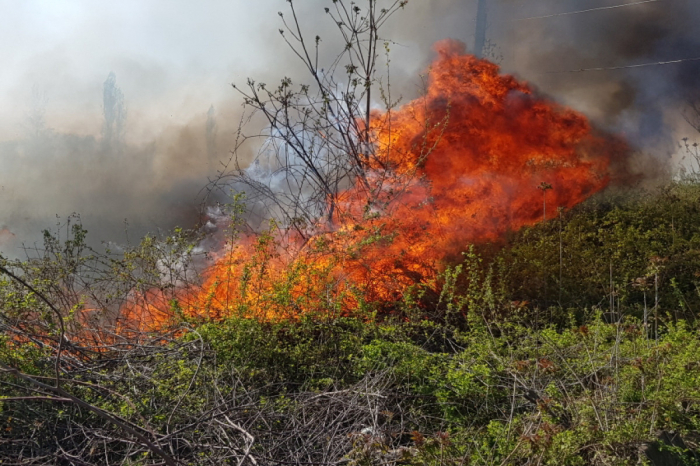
[121,39,625,328]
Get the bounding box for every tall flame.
[120,39,626,329]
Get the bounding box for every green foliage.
[499,181,700,325]
[196,316,373,390]
[5,180,700,463]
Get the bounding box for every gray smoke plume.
[0,0,697,257]
[497,0,700,149]
[0,73,250,257]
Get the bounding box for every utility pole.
[474,0,488,58]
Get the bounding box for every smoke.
[0,70,254,257]
[0,0,274,256]
[497,0,700,150]
[279,0,700,150]
[0,0,696,257]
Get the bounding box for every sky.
[0,0,698,257]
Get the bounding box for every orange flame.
[121,39,626,329]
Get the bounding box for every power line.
[544,56,700,74]
[512,0,661,21]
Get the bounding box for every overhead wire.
[512,0,661,21]
[502,0,695,74]
[544,56,700,74]
[484,0,697,75]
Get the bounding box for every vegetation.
[2,178,700,464]
[2,1,700,464]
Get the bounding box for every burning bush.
[120,38,625,329]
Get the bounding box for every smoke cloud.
[498,0,700,148]
[0,0,697,257]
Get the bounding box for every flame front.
[121,40,625,328]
